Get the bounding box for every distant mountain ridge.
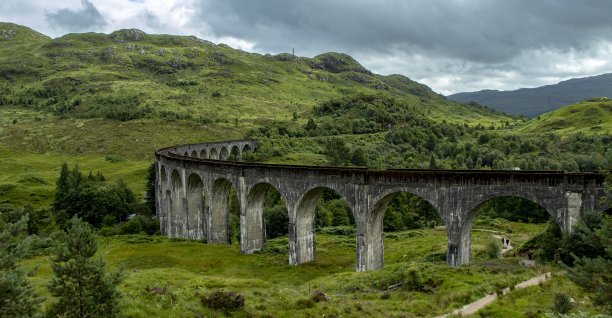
[447,73,612,117]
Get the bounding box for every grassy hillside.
[0,23,511,131]
[518,97,612,135]
[448,73,612,117]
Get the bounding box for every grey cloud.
[192,0,612,62]
[45,0,106,32]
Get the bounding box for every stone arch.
[457,194,555,265]
[219,147,229,160]
[209,148,219,159]
[363,191,443,271]
[229,145,241,160]
[242,144,252,153]
[190,150,197,157]
[291,186,354,265]
[242,182,287,254]
[187,173,205,240]
[170,169,184,238]
[210,148,219,159]
[183,151,188,156]
[210,178,236,244]
[200,149,207,159]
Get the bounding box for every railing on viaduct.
[155,140,607,272]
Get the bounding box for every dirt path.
[434,272,551,318]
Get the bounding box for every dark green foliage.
[553,293,573,314]
[477,197,550,223]
[263,188,288,239]
[144,162,156,214]
[53,163,136,228]
[264,205,288,239]
[0,214,41,318]
[565,214,611,311]
[229,188,240,244]
[47,217,122,318]
[324,137,351,166]
[201,290,245,312]
[383,193,442,231]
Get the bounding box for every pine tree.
[0,214,41,318]
[53,162,70,212]
[47,217,122,318]
[144,162,156,214]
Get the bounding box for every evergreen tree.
[144,162,156,214]
[0,214,41,318]
[305,117,317,131]
[47,217,122,318]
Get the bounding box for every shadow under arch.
[242,182,288,254]
[200,149,207,159]
[460,194,554,265]
[169,169,183,238]
[190,150,197,157]
[210,177,238,244]
[229,145,241,160]
[363,191,443,271]
[291,186,354,266]
[210,148,219,160]
[187,173,206,240]
[219,147,229,160]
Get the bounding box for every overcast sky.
[2,0,612,94]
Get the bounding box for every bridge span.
[155,140,606,271]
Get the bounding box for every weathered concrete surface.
[155,140,607,272]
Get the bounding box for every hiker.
[505,238,510,247]
[527,250,533,260]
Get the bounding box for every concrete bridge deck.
[155,140,606,271]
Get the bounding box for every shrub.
[484,238,501,259]
[201,290,245,312]
[553,293,573,314]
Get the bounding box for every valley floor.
[21,222,603,317]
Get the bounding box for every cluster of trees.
[245,93,611,172]
[54,163,137,228]
[55,163,159,235]
[1,213,123,317]
[527,212,612,311]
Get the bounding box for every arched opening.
[200,149,207,159]
[365,192,441,271]
[219,147,229,160]
[183,151,188,156]
[241,144,254,161]
[210,148,219,159]
[160,165,167,183]
[190,150,197,157]
[187,173,205,240]
[464,196,554,265]
[243,183,287,254]
[228,145,241,160]
[292,187,353,266]
[170,169,183,238]
[210,178,238,244]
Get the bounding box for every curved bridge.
[155,140,607,271]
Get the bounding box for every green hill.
[0,23,510,131]
[519,97,612,135]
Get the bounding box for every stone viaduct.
[155,140,607,272]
